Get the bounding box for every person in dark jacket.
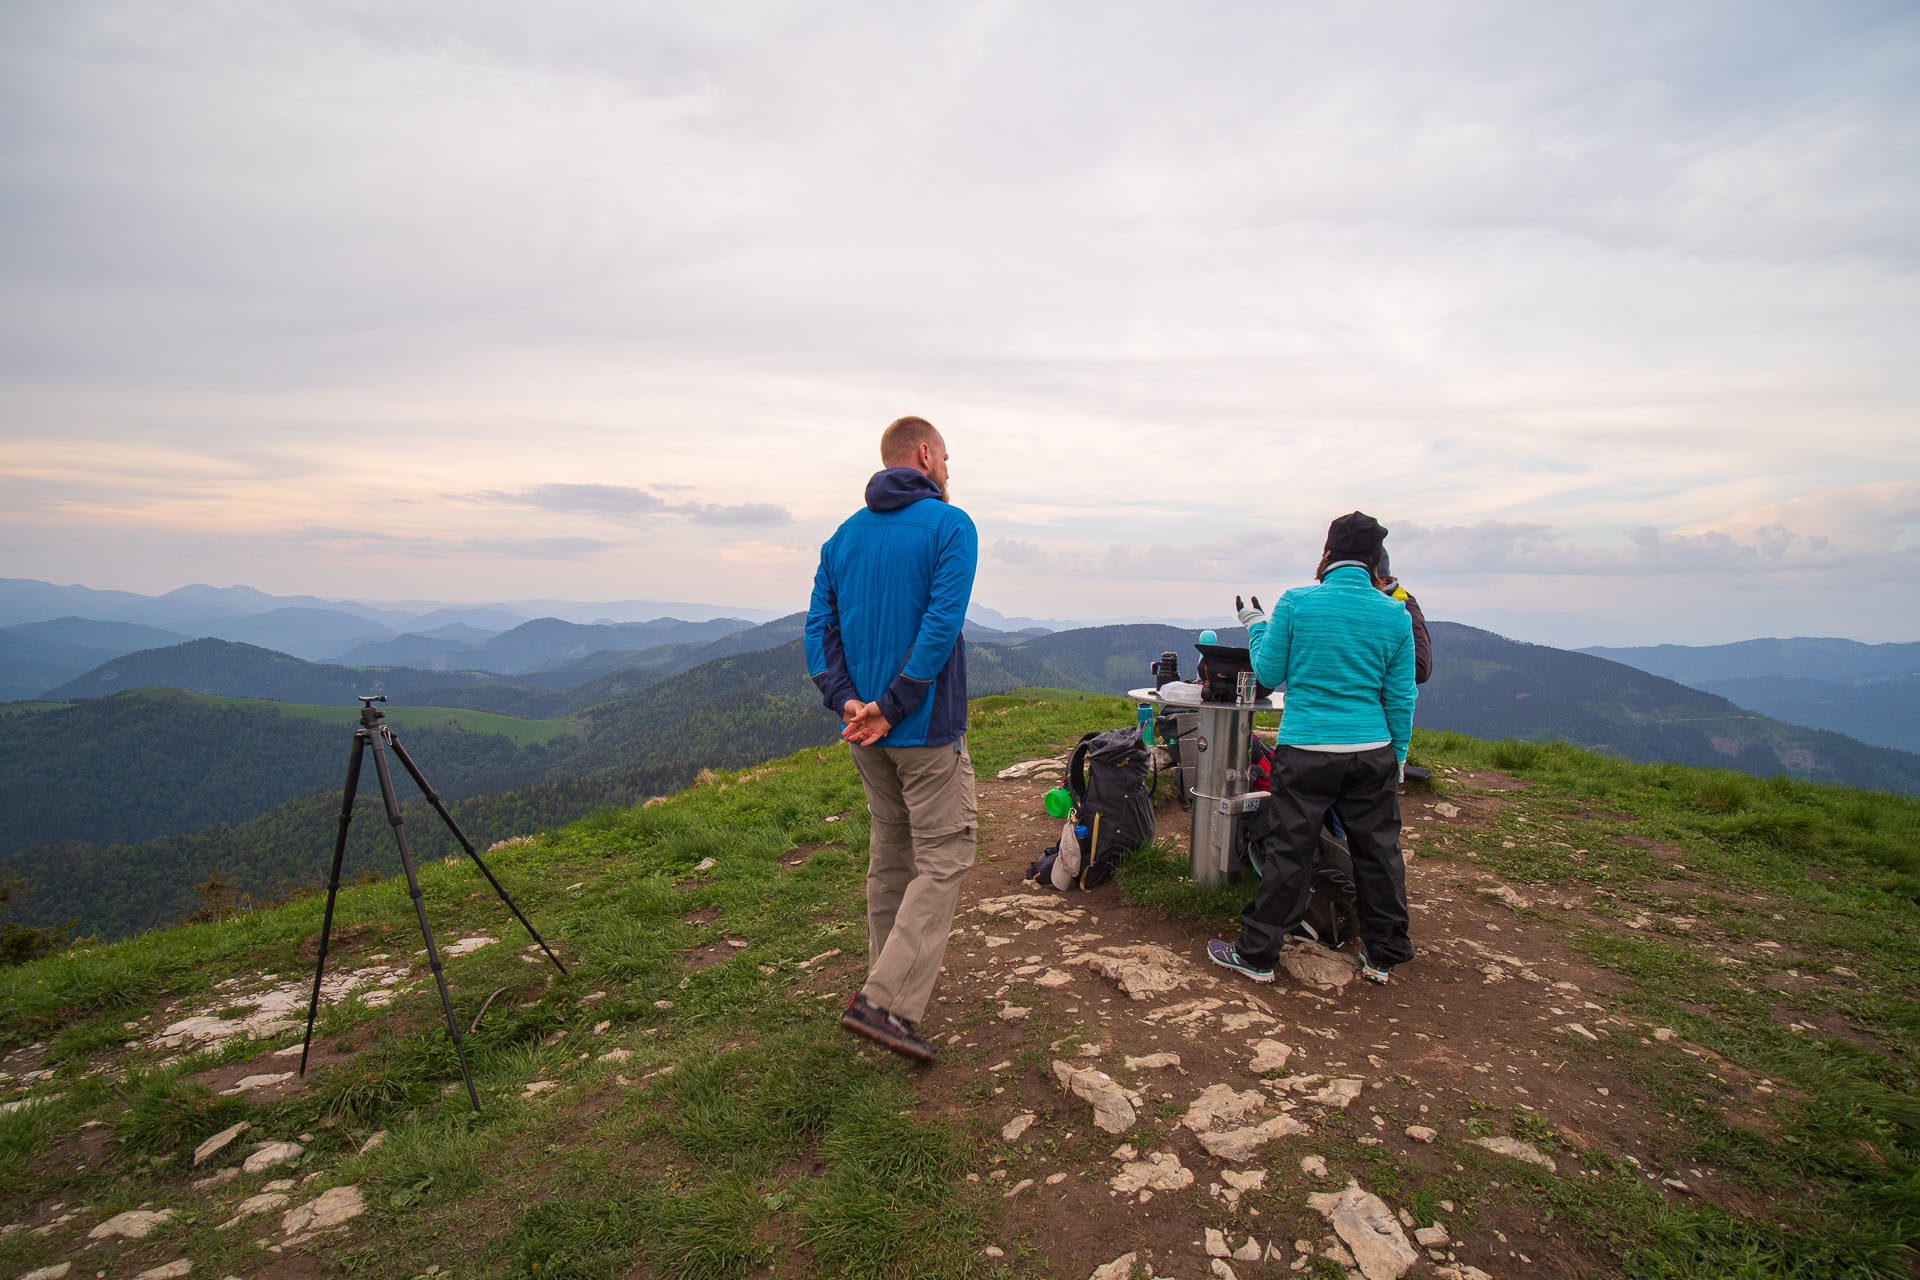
[805,416,978,1062]
[1208,511,1419,987]
[1376,547,1431,685]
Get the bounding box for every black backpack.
[1028,726,1155,890]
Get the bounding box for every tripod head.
[357,694,387,727]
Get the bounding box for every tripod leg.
[387,731,568,976]
[302,731,366,1077]
[370,731,481,1112]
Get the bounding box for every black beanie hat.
[1324,511,1388,564]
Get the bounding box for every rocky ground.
[865,767,1779,1280]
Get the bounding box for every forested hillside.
[45,639,500,703]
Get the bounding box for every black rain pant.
[1233,745,1414,970]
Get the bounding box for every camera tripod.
[299,695,567,1111]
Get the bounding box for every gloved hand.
[1235,594,1266,626]
[1397,760,1407,786]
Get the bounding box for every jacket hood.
[865,467,943,512]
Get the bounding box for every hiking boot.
[840,992,937,1062]
[1358,949,1391,985]
[1206,939,1275,984]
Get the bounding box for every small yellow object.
[1390,585,1409,601]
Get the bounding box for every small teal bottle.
[1199,629,1217,645]
[1136,702,1154,746]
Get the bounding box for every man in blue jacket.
[806,416,978,1062]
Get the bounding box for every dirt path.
[894,768,1736,1280]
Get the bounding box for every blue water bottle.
[1136,702,1154,746]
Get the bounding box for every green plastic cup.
[1044,788,1072,819]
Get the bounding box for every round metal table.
[1129,685,1282,887]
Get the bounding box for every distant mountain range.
[1581,637,1920,755]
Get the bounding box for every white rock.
[1222,1169,1266,1193]
[1052,1061,1140,1133]
[1001,1114,1036,1141]
[190,1168,240,1191]
[691,858,717,873]
[998,1004,1032,1022]
[1088,1253,1139,1280]
[1210,1262,1240,1280]
[1182,1084,1268,1132]
[218,1192,291,1229]
[1002,1178,1035,1198]
[1232,1236,1264,1261]
[522,1081,558,1100]
[243,1142,303,1173]
[1414,1225,1450,1247]
[1065,944,1195,1000]
[193,1120,251,1166]
[1435,1267,1494,1280]
[598,1048,632,1063]
[1205,1228,1230,1256]
[1280,943,1356,990]
[1307,1183,1419,1280]
[1474,1136,1557,1173]
[442,936,497,956]
[1198,1114,1310,1162]
[1109,1150,1193,1195]
[1300,1155,1328,1178]
[1433,803,1461,818]
[1123,1052,1181,1070]
[88,1209,177,1241]
[1404,1125,1437,1143]
[219,1072,293,1096]
[280,1185,366,1235]
[357,1131,387,1156]
[20,1265,72,1280]
[1249,1040,1292,1072]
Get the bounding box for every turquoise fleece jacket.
[1247,564,1418,761]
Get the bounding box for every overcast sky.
[1,1,1915,646]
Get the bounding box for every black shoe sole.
[839,1011,938,1062]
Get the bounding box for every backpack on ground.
[1026,725,1155,890]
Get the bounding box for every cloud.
[464,484,789,529]
[990,539,1050,566]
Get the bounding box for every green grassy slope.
[1,699,1916,1278]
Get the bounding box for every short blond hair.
[880,416,941,467]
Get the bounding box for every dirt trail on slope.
[884,769,1754,1280]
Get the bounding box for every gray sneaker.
[840,993,937,1062]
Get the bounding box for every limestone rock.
[998,1004,1032,1021]
[1204,1228,1230,1256]
[1182,1084,1267,1132]
[1052,1061,1141,1133]
[522,1081,558,1100]
[193,1120,251,1166]
[1436,1267,1494,1280]
[1222,1168,1266,1193]
[1300,1154,1328,1177]
[191,1168,240,1191]
[218,1192,291,1230]
[598,1048,632,1063]
[1307,1182,1419,1280]
[243,1141,303,1174]
[1278,944,1354,991]
[1414,1225,1450,1247]
[136,1260,192,1280]
[1123,1052,1181,1070]
[1109,1150,1192,1195]
[21,1265,71,1280]
[1197,1114,1309,1162]
[1001,1113,1036,1141]
[1480,884,1530,910]
[1088,1253,1139,1280]
[1249,1040,1292,1072]
[88,1209,177,1241]
[1404,1125,1436,1143]
[357,1131,387,1156]
[280,1185,366,1235]
[1474,1136,1557,1173]
[1210,1261,1239,1280]
[1232,1235,1263,1261]
[219,1072,293,1097]
[1066,944,1194,1000]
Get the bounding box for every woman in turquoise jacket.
[1207,512,1419,985]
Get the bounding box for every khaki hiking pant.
[848,737,978,1024]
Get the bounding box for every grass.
[4,703,1918,1278]
[197,694,573,746]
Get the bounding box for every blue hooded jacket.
[805,468,977,748]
